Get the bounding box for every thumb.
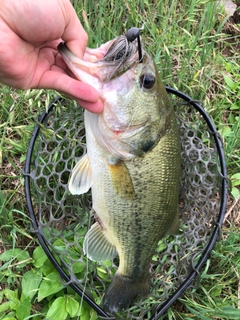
[61,1,88,58]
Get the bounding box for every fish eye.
[140,74,155,89]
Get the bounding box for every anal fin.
[83,222,117,262]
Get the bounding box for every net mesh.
[27,95,222,319]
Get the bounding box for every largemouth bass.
[58,29,181,314]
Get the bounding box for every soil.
[222,0,240,36]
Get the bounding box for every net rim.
[23,88,228,319]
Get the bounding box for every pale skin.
[0,0,103,113]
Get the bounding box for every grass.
[0,0,240,319]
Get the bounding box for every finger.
[75,98,103,113]
[38,69,99,102]
[38,69,103,113]
[61,1,88,58]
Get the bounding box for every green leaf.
[21,270,42,300]
[38,272,64,301]
[231,173,240,180]
[97,266,109,280]
[214,305,240,319]
[72,261,85,274]
[0,301,14,313]
[41,259,56,276]
[185,305,213,320]
[101,260,112,267]
[80,309,90,320]
[231,187,239,199]
[66,296,79,317]
[223,74,235,90]
[46,297,68,320]
[16,297,31,320]
[33,246,48,268]
[0,249,30,265]
[157,242,167,253]
[3,289,19,304]
[211,286,222,297]
[228,112,236,125]
[230,102,240,110]
[221,126,232,137]
[231,173,240,187]
[89,309,99,320]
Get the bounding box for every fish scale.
[116,117,180,278]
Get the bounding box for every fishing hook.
[125,27,143,62]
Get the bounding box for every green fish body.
[58,35,181,313]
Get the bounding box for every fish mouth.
[57,42,104,90]
[57,35,140,86]
[98,35,139,81]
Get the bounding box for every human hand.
[0,0,103,113]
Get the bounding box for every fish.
[58,29,181,314]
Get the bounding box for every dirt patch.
[222,0,240,36]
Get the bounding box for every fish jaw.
[57,41,122,92]
[58,42,104,91]
[58,36,139,95]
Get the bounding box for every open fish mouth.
[98,35,139,81]
[58,33,140,85]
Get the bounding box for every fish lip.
[57,42,74,58]
[57,41,66,52]
[57,41,104,90]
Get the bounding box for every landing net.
[24,88,228,319]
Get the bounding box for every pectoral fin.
[68,154,92,195]
[83,222,117,262]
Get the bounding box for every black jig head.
[125,27,143,63]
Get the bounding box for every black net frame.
[23,87,228,319]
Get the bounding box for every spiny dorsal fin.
[83,222,117,262]
[68,154,92,195]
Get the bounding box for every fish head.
[58,34,173,160]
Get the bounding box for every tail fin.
[103,274,150,314]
